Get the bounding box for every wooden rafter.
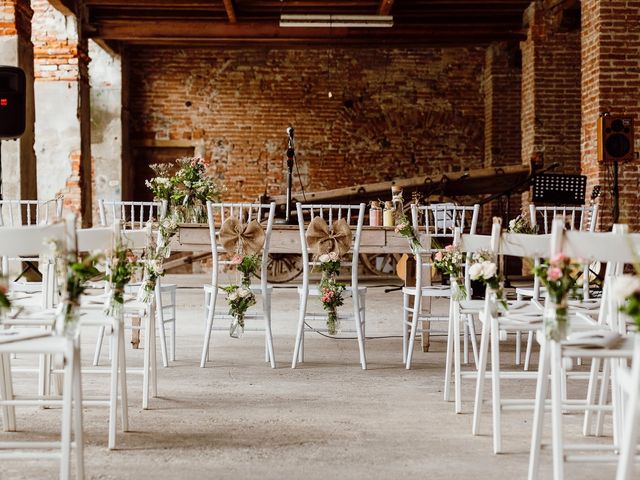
[378,0,394,16]
[222,0,237,23]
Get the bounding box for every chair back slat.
[0,223,67,257]
[207,202,276,287]
[561,229,640,264]
[500,233,552,258]
[414,203,480,239]
[0,198,63,227]
[98,199,167,229]
[459,234,492,254]
[529,204,598,234]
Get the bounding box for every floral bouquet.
[433,244,466,299]
[317,252,345,335]
[146,163,174,203]
[508,214,538,234]
[158,215,179,254]
[225,254,260,338]
[138,247,166,304]
[171,157,224,223]
[533,253,581,340]
[611,275,640,330]
[394,213,422,254]
[0,277,10,313]
[106,241,139,318]
[469,249,507,310]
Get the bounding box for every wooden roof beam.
[222,0,237,23]
[378,0,394,16]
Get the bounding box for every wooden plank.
[378,0,394,15]
[222,0,237,23]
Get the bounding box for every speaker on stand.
[597,113,635,223]
[0,66,27,200]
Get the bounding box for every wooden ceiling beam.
[222,0,237,22]
[378,0,394,15]
[88,18,524,43]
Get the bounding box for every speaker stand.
[612,160,620,224]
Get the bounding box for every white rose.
[611,275,640,303]
[228,292,238,301]
[318,254,330,263]
[238,288,251,298]
[469,263,484,281]
[509,218,517,229]
[481,261,497,280]
[329,251,339,261]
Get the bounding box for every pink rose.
[551,253,567,265]
[547,267,563,282]
[434,252,443,262]
[0,284,7,295]
[445,245,454,252]
[231,255,243,265]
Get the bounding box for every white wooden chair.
[201,202,276,368]
[517,203,599,369]
[89,226,160,410]
[292,203,367,369]
[528,222,637,480]
[0,217,84,479]
[616,335,640,480]
[0,198,64,295]
[402,203,480,369]
[98,199,176,367]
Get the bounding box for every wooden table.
[170,223,434,351]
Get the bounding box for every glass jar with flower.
[468,249,507,310]
[224,254,260,338]
[317,251,345,335]
[533,253,581,341]
[433,244,466,300]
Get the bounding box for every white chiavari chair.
[403,203,480,369]
[616,335,640,480]
[0,198,64,296]
[97,199,176,367]
[292,203,367,369]
[201,201,276,368]
[528,222,637,480]
[0,216,84,480]
[517,203,599,370]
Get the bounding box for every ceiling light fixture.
[279,14,393,28]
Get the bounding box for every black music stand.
[532,174,587,206]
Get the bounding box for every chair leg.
[528,336,549,480]
[444,303,454,402]
[118,322,129,432]
[452,300,462,414]
[0,353,16,432]
[402,293,409,363]
[109,325,120,449]
[550,341,565,480]
[150,312,158,398]
[200,289,217,368]
[93,326,106,366]
[463,322,469,365]
[616,361,640,480]
[490,317,502,454]
[60,345,74,480]
[170,290,177,362]
[155,287,169,368]
[595,359,611,437]
[524,331,534,371]
[353,292,367,370]
[468,315,479,369]
[515,331,521,366]
[405,292,421,370]
[263,292,276,368]
[583,357,601,436]
[292,289,308,368]
[72,347,85,480]
[472,314,490,436]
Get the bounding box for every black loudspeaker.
[0,66,26,140]
[597,114,634,163]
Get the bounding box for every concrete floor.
[1,275,619,479]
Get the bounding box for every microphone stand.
[285,133,295,225]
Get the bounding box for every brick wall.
[127,47,486,203]
[581,0,640,230]
[482,42,523,231]
[0,0,31,37]
[521,1,581,176]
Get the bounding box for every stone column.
[520,1,581,178]
[0,0,36,201]
[581,0,640,230]
[32,0,92,226]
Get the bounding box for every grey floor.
[1,274,619,479]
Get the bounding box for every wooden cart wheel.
[360,253,402,276]
[259,253,304,284]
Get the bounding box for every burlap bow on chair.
[305,216,352,258]
[219,218,265,255]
